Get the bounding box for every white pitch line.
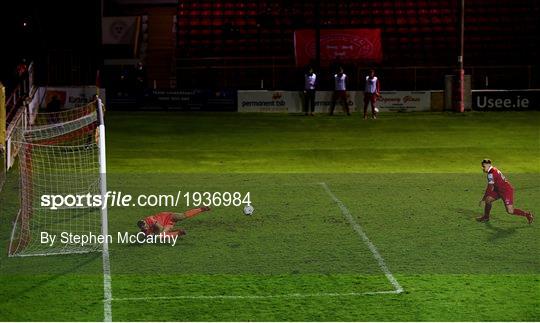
[319,182,404,294]
[111,290,401,302]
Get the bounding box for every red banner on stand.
[294,29,382,67]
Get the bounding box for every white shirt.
[365,76,379,93]
[305,73,316,90]
[486,166,495,184]
[334,73,347,91]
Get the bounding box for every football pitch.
[0,111,539,321]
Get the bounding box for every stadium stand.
[175,0,539,90]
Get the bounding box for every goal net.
[9,99,107,257]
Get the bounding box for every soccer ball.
[374,107,380,113]
[243,204,254,216]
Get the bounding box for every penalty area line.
[112,183,404,305]
[111,290,401,302]
[319,182,404,294]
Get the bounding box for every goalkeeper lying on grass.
[137,206,211,237]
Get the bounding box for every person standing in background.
[329,67,350,116]
[16,58,29,95]
[363,69,380,119]
[303,67,317,116]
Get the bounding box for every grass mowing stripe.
[320,182,404,294]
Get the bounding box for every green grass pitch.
[0,111,539,321]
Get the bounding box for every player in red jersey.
[477,159,534,224]
[137,206,211,237]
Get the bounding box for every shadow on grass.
[484,221,520,241]
[7,252,101,300]
[454,207,481,220]
[454,207,522,224]
[453,207,529,241]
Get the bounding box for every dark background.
[0,0,101,91]
[1,0,539,92]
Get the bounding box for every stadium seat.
[174,0,539,88]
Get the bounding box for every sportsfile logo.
[40,191,252,210]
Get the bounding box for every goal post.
[8,98,107,257]
[97,97,108,245]
[97,97,113,322]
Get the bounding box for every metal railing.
[176,57,539,91]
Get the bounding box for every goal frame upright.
[8,97,107,257]
[97,97,113,322]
